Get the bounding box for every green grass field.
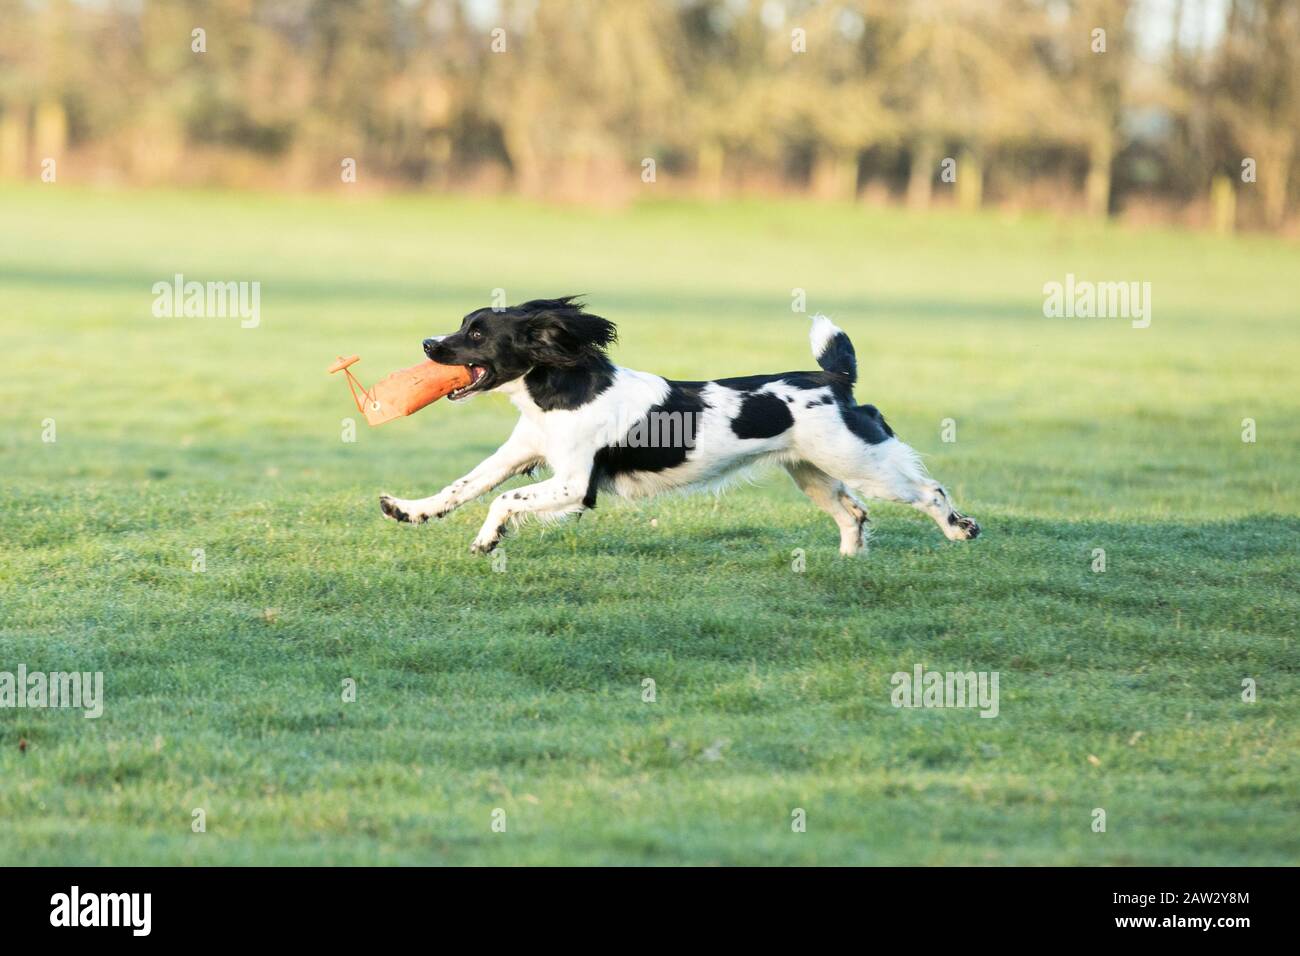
[1,185,1297,865]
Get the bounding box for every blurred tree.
[476,0,680,198]
[873,0,1060,211]
[1046,0,1137,217]
[1211,0,1299,229]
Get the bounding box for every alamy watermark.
[597,409,702,450]
[0,666,103,718]
[1043,273,1151,328]
[890,665,999,718]
[50,886,150,936]
[152,273,260,328]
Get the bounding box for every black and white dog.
[380,297,979,555]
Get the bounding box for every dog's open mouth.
[448,364,489,401]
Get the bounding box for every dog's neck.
[515,359,617,413]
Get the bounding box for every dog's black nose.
[423,338,442,359]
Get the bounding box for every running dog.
[380,297,979,555]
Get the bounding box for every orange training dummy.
[328,355,474,426]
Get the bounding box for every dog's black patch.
[805,393,835,408]
[584,381,708,508]
[731,392,794,440]
[840,403,895,445]
[582,471,599,509]
[525,360,616,411]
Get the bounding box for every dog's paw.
[469,524,506,555]
[379,494,427,525]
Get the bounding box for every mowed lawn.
[1,185,1297,865]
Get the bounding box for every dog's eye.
[469,329,483,342]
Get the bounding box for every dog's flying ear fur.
[521,296,618,367]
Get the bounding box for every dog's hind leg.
[785,462,869,556]
[837,486,870,531]
[894,478,980,541]
[796,426,979,542]
[833,441,980,542]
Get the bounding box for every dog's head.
[424,296,617,401]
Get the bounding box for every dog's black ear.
[522,296,617,367]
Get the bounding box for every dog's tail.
[810,314,857,386]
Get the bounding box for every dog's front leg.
[380,422,541,524]
[469,468,590,554]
